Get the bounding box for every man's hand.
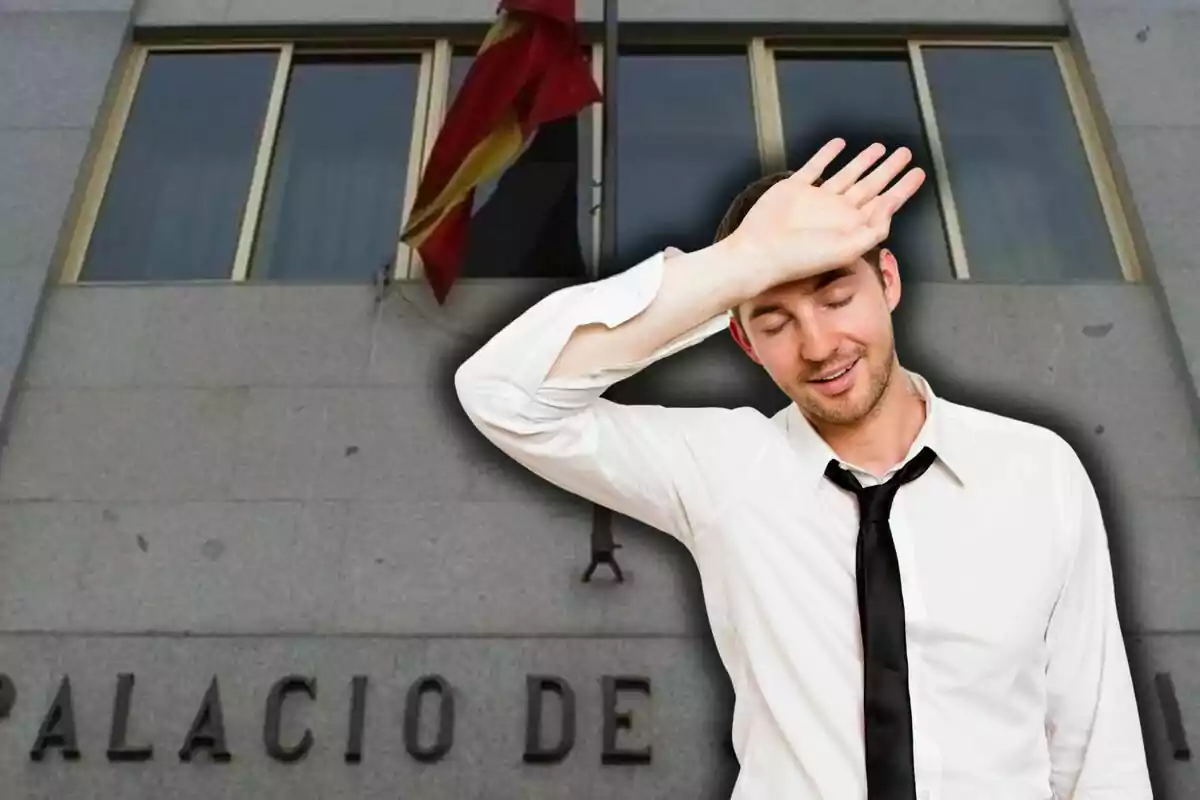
[723,139,926,286]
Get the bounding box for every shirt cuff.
[456,249,732,403]
[540,250,731,389]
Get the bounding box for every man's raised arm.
[452,241,768,547]
[454,139,925,545]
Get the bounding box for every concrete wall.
[1061,1,1200,796]
[0,0,1197,797]
[131,0,1066,27]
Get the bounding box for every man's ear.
[878,247,902,312]
[728,313,761,364]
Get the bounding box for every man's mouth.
[807,358,861,397]
[810,359,858,383]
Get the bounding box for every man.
[454,139,1152,798]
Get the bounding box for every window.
[65,37,1138,287]
[614,49,761,272]
[81,50,277,281]
[775,53,953,281]
[74,45,428,284]
[250,54,422,282]
[920,46,1124,282]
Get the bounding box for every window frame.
[62,41,434,285]
[910,37,1140,282]
[61,33,1141,286]
[763,35,1141,282]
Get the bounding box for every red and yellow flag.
[401,0,601,303]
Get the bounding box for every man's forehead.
[746,265,858,311]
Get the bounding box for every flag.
[401,0,601,303]
[459,114,588,279]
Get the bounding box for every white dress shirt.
[454,251,1153,799]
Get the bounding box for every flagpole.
[585,0,620,582]
[599,0,618,278]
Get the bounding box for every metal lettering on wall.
[1,672,653,766]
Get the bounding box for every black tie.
[824,445,938,800]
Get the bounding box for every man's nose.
[799,318,839,363]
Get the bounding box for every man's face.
[732,250,902,427]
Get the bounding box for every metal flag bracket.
[1155,672,1192,762]
[581,505,624,583]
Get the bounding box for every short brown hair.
[713,170,883,272]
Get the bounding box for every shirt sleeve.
[453,251,733,548]
[1044,441,1153,799]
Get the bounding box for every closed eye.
[761,318,790,334]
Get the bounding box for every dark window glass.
[777,54,953,281]
[922,47,1123,282]
[448,51,595,279]
[250,54,421,282]
[81,50,276,281]
[614,51,760,273]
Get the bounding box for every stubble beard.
[793,341,896,427]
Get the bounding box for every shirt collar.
[781,368,975,490]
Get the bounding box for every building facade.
[0,0,1197,797]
